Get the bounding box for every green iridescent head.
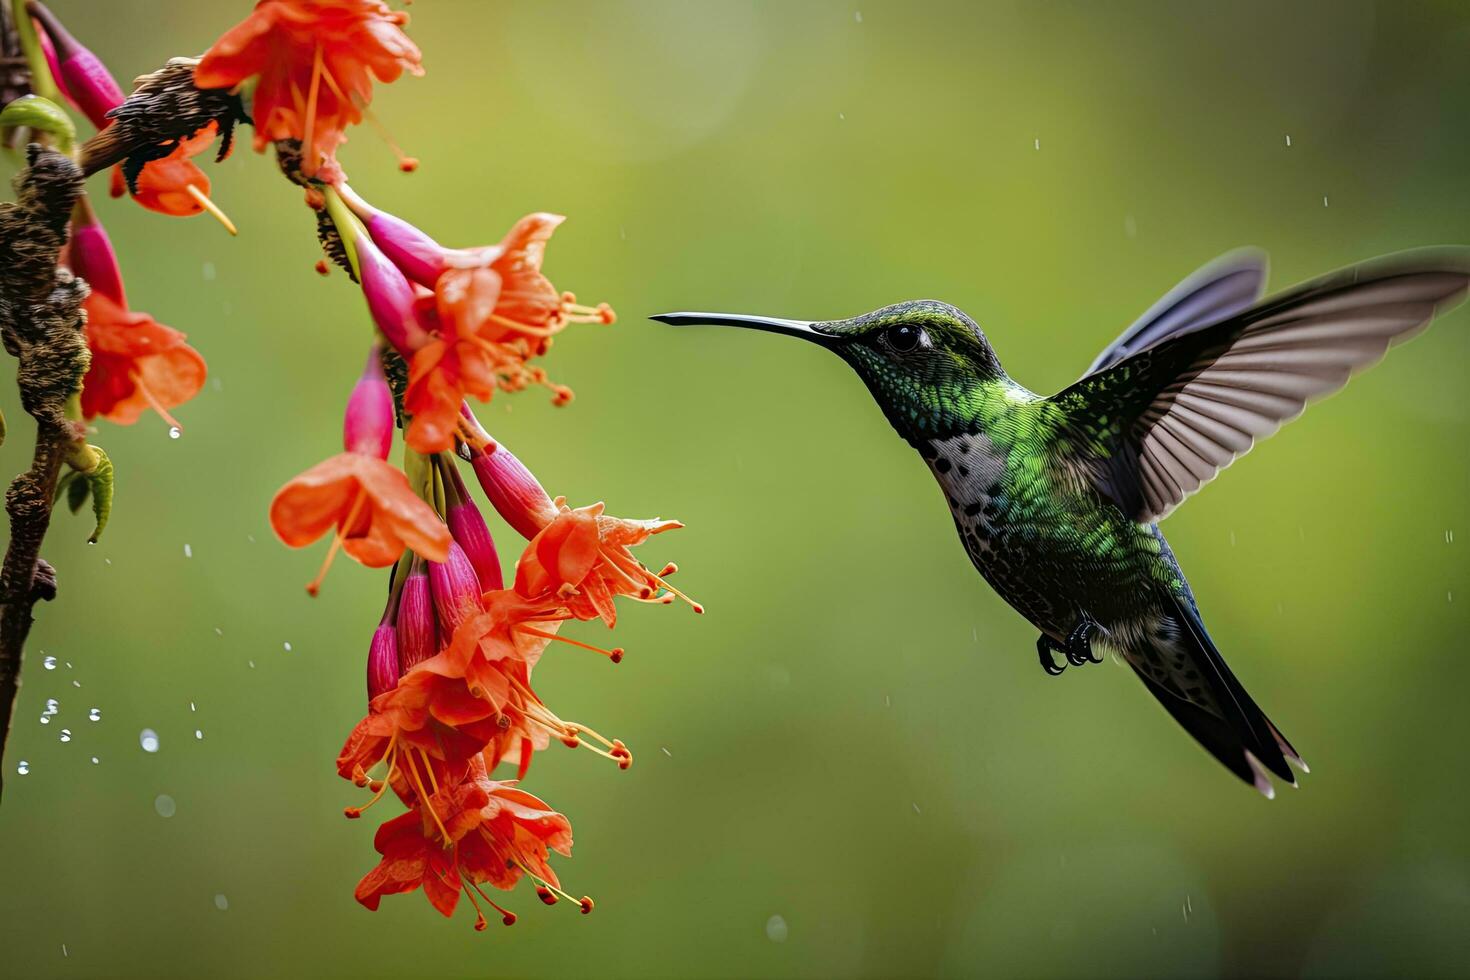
[652,300,1005,445]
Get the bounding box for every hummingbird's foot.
[1065,617,1103,667]
[1036,634,1068,676]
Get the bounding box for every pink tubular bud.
[429,542,482,637]
[447,500,502,592]
[396,558,437,672]
[365,210,447,288]
[67,203,126,305]
[357,231,431,356]
[29,2,125,130]
[470,444,556,541]
[343,349,394,459]
[366,623,399,700]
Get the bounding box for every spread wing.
[1084,248,1269,375]
[1052,248,1470,523]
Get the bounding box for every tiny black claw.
[1065,617,1100,667]
[1037,634,1067,676]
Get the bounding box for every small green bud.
[0,95,77,154]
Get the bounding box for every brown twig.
[0,145,87,802]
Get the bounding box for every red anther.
[691,602,706,615]
[501,912,517,926]
[536,886,557,906]
[343,807,361,819]
[561,735,580,749]
[579,897,594,915]
[367,779,384,792]
[609,648,624,664]
[314,259,329,276]
[473,913,488,932]
[398,157,420,173]
[658,563,678,577]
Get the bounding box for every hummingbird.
[653,248,1470,796]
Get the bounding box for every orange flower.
[196,0,424,180]
[515,499,696,626]
[123,123,225,220]
[269,452,451,594]
[68,203,207,427]
[354,755,580,928]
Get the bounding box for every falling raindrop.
[1322,195,1329,208]
[58,728,71,743]
[854,10,862,22]
[195,730,203,740]
[42,655,56,670]
[1182,894,1193,923]
[39,716,50,725]
[1033,138,1041,150]
[661,746,672,757]
[71,680,80,688]
[202,261,217,281]
[168,426,182,440]
[283,642,293,652]
[90,756,99,765]
[912,801,922,815]
[189,702,196,712]
[214,627,224,637]
[88,708,100,722]
[16,760,29,775]
[214,894,229,911]
[139,728,160,753]
[183,543,192,558]
[247,660,256,668]
[1285,134,1292,147]
[766,914,789,943]
[154,794,177,818]
[1446,530,1455,544]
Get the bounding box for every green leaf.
[85,446,114,543]
[66,471,90,514]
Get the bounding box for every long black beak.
[650,311,840,348]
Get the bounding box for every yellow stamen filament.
[512,858,593,914]
[307,487,368,596]
[461,880,490,931]
[185,184,238,236]
[644,561,704,614]
[469,879,516,925]
[359,102,418,172]
[514,624,624,664]
[344,732,398,818]
[405,752,452,843]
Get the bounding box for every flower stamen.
[183,184,239,236]
[513,624,624,664]
[307,487,369,596]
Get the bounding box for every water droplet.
[1182,894,1193,923]
[202,261,216,281]
[43,655,56,670]
[214,894,229,911]
[194,730,203,740]
[58,728,71,743]
[854,10,863,22]
[90,756,99,765]
[71,680,80,688]
[912,801,922,815]
[39,716,50,725]
[183,543,192,558]
[1322,195,1329,208]
[139,728,160,753]
[88,708,100,722]
[1034,137,1041,150]
[837,111,845,120]
[247,660,256,669]
[283,642,292,652]
[1285,134,1292,147]
[214,627,224,637]
[16,760,29,774]
[189,701,196,712]
[1446,529,1455,544]
[168,426,181,440]
[154,794,176,818]
[766,914,789,943]
[661,746,672,757]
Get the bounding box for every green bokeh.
[2,2,1468,977]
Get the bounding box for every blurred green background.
[2,1,1469,977]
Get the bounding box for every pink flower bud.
[67,204,126,305]
[365,210,447,288]
[470,444,556,541]
[343,349,394,458]
[357,230,431,355]
[429,541,482,637]
[447,500,502,592]
[396,558,437,672]
[29,2,125,130]
[366,623,399,700]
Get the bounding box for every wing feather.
[1055,249,1470,522]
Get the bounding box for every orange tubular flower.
[270,452,451,594]
[355,756,580,928]
[195,0,424,180]
[67,203,207,428]
[515,498,697,626]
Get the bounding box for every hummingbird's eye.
[883,323,926,353]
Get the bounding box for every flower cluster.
[12,0,694,931]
